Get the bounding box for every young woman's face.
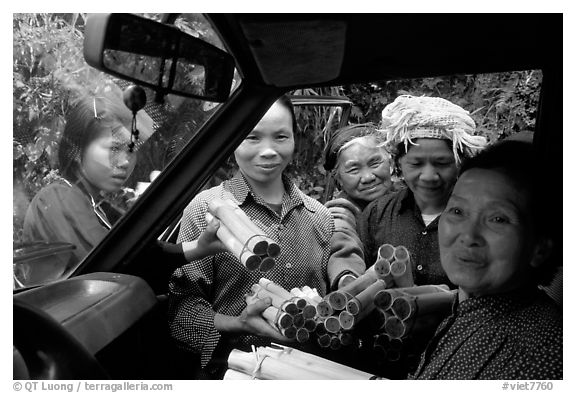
[81,124,137,193]
[439,168,535,298]
[399,138,458,210]
[336,139,391,203]
[234,101,295,186]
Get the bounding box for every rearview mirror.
[83,13,235,102]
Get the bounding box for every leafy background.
[13,13,541,243]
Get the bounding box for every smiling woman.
[169,95,366,378]
[411,140,562,380]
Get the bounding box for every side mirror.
[83,13,235,102]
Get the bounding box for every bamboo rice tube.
[397,290,456,319]
[326,291,347,311]
[339,266,378,297]
[292,312,305,329]
[390,259,415,287]
[293,297,309,310]
[346,298,361,315]
[266,242,281,258]
[276,313,294,330]
[374,289,394,310]
[300,287,322,306]
[302,304,317,320]
[280,325,297,340]
[378,243,396,261]
[208,199,270,256]
[355,279,388,320]
[223,368,257,380]
[363,307,387,331]
[290,287,307,299]
[393,245,410,263]
[206,212,262,270]
[257,346,377,380]
[342,291,354,301]
[303,318,317,332]
[259,256,276,272]
[252,284,299,315]
[329,336,342,350]
[296,328,310,343]
[373,258,395,287]
[303,286,323,302]
[396,284,451,296]
[315,300,333,318]
[391,296,414,320]
[224,199,281,257]
[324,316,341,333]
[246,290,293,329]
[373,333,391,350]
[317,333,332,348]
[251,284,286,308]
[338,331,357,347]
[315,321,327,336]
[227,349,327,380]
[259,278,293,301]
[338,310,355,330]
[384,316,407,339]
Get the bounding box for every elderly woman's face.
[81,123,137,193]
[336,139,391,203]
[439,168,536,298]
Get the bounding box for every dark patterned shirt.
[168,172,363,373]
[411,287,562,380]
[358,187,452,287]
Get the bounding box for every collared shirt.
[168,172,354,373]
[23,179,110,264]
[358,187,452,287]
[411,287,562,380]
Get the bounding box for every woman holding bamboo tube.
[168,95,366,379]
[359,95,487,285]
[411,141,561,379]
[323,123,397,288]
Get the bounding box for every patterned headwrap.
[379,95,487,164]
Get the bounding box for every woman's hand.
[214,297,292,343]
[197,217,227,255]
[238,297,291,342]
[181,218,227,261]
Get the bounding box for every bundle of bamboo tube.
[373,284,456,340]
[328,243,418,328]
[225,345,382,380]
[207,198,280,272]
[247,278,320,342]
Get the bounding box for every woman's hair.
[323,123,385,172]
[59,95,127,182]
[275,95,298,134]
[459,140,559,286]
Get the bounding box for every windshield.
[13,13,237,290]
[13,13,544,292]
